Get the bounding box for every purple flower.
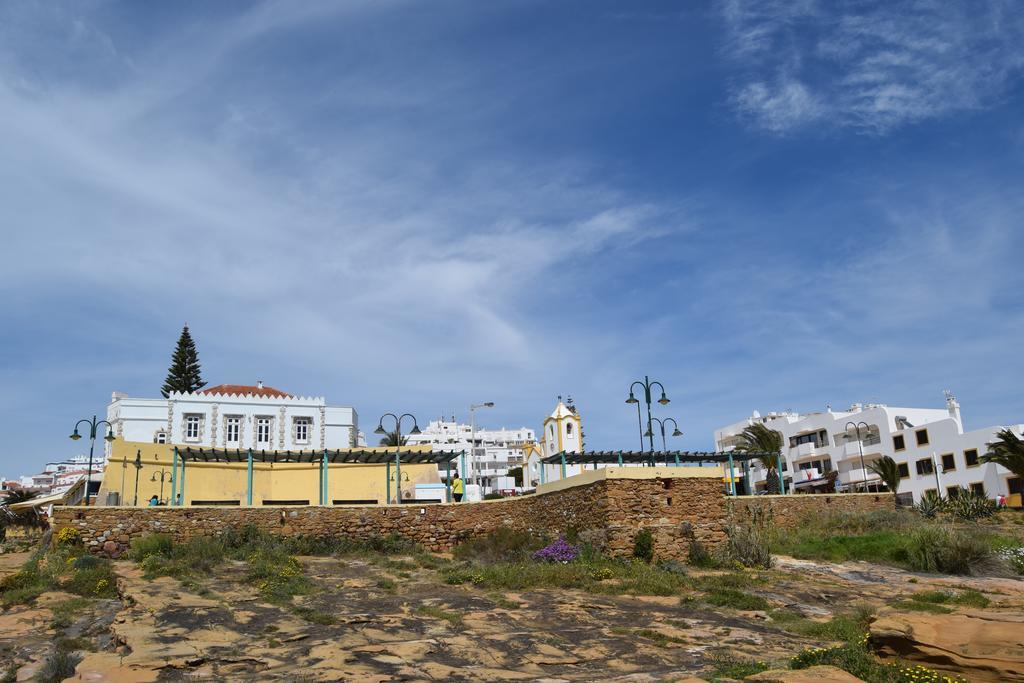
[532,537,580,563]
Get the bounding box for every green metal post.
[775,452,786,495]
[246,449,254,506]
[179,458,186,505]
[728,452,737,496]
[674,452,680,467]
[318,456,323,505]
[540,460,547,485]
[170,448,178,506]
[386,460,391,504]
[560,452,567,480]
[617,450,623,466]
[445,459,452,503]
[460,450,467,482]
[395,450,402,504]
[322,450,329,505]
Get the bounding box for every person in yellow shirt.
[452,472,464,502]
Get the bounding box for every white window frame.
[293,417,311,445]
[225,416,241,444]
[184,414,202,442]
[256,417,272,446]
[155,431,167,444]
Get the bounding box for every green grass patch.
[703,587,769,611]
[792,642,965,682]
[632,628,687,647]
[292,606,337,625]
[891,600,953,614]
[49,597,92,630]
[707,651,771,680]
[415,604,463,627]
[375,577,397,592]
[911,589,990,608]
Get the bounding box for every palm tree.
[867,456,900,496]
[378,430,408,447]
[734,423,784,493]
[982,428,1024,480]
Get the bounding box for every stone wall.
[55,479,883,560]
[730,492,894,529]
[53,476,729,561]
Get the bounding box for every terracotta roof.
[200,384,293,398]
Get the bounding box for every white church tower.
[524,396,584,487]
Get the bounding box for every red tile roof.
[200,384,293,398]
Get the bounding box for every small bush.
[906,526,991,575]
[63,562,117,598]
[533,537,581,563]
[914,490,945,519]
[49,597,91,630]
[453,528,547,564]
[415,604,463,627]
[708,651,770,679]
[55,527,80,546]
[687,540,718,568]
[129,534,174,561]
[727,506,774,569]
[35,647,82,683]
[946,489,997,520]
[632,529,654,564]
[892,599,953,614]
[997,545,1024,575]
[910,589,990,608]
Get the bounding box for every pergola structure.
[168,446,467,506]
[539,450,786,495]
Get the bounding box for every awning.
[174,445,465,465]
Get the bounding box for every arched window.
[566,422,573,436]
[155,431,167,444]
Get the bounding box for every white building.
[524,399,585,487]
[714,394,1023,504]
[106,382,359,453]
[403,417,535,494]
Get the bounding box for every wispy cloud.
[720,0,1024,133]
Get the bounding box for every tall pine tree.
[161,325,207,397]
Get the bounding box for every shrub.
[63,562,117,598]
[686,540,717,568]
[129,534,173,561]
[632,529,654,563]
[905,526,991,575]
[35,647,82,683]
[532,537,580,563]
[453,528,547,564]
[997,545,1024,575]
[914,491,944,519]
[56,527,80,546]
[945,489,997,520]
[727,506,774,569]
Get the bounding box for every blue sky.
[2,0,1023,473]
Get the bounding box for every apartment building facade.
[714,394,1023,504]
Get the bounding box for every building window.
[155,431,167,444]
[947,486,961,498]
[897,462,910,479]
[965,449,979,467]
[184,415,202,441]
[225,417,241,444]
[915,429,930,446]
[893,434,906,451]
[565,422,573,436]
[941,453,956,472]
[970,482,985,496]
[915,458,934,476]
[256,417,272,446]
[924,488,937,498]
[294,417,311,444]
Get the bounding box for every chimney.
[945,390,962,429]
[257,380,264,390]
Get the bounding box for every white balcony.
[791,442,819,458]
[791,467,825,486]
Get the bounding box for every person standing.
[452,472,464,503]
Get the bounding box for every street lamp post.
[650,417,683,456]
[132,450,143,506]
[845,421,871,493]
[626,376,670,458]
[469,402,494,490]
[374,413,421,504]
[151,469,170,503]
[70,415,116,506]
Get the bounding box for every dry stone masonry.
[53,476,892,560]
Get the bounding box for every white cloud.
[720,0,1024,133]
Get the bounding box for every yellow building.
[97,440,456,507]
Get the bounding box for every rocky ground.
[1,548,1023,682]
